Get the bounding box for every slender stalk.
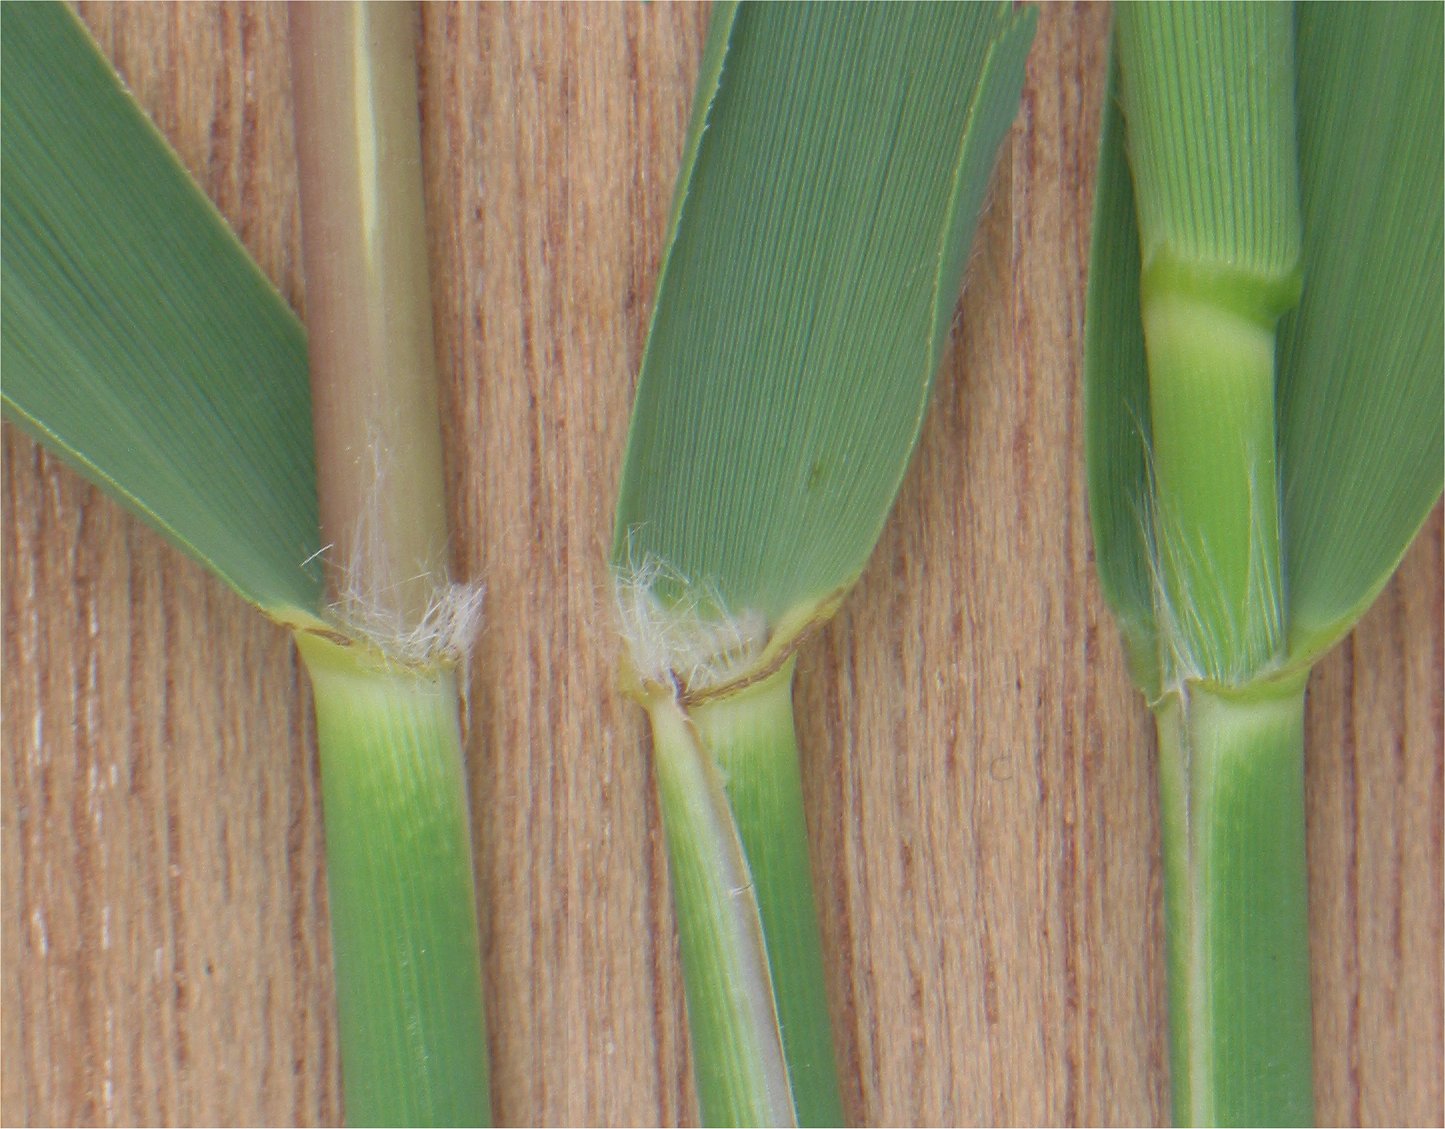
[646,685,797,1127]
[642,658,843,1126]
[1154,678,1314,1127]
[291,0,450,622]
[298,633,490,1127]
[690,662,844,1127]
[289,4,490,1124]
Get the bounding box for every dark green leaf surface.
[1277,2,1445,664]
[612,2,1036,628]
[2,2,321,618]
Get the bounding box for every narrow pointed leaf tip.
[612,2,1036,688]
[2,2,322,619]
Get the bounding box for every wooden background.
[3,4,1441,1125]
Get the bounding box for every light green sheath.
[300,635,491,1127]
[1156,679,1312,1127]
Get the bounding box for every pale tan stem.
[290,1,450,628]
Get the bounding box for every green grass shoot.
[3,5,491,1123]
[611,4,1036,1124]
[1085,4,1443,1124]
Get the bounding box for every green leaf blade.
[1278,1,1445,664]
[612,2,1036,628]
[2,2,321,619]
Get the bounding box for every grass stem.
[691,662,844,1127]
[643,659,844,1126]
[289,5,491,1122]
[298,633,491,1127]
[646,682,797,1127]
[1155,678,1313,1127]
[290,1,451,625]
[1142,290,1284,685]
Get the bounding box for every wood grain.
[2,5,1440,1126]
